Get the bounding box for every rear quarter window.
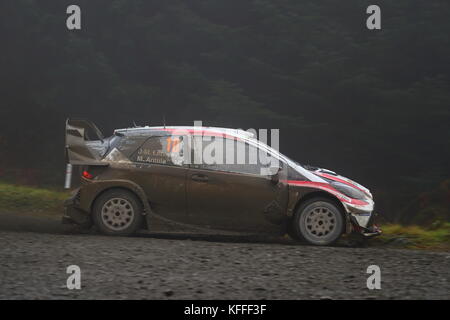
[131,136,184,166]
[114,135,149,158]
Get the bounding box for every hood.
[309,167,372,199]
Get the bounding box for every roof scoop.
[318,168,338,175]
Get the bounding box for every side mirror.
[268,165,282,184]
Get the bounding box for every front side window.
[192,136,280,175]
[132,136,184,166]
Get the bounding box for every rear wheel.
[92,189,144,236]
[292,197,344,246]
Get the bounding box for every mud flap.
[63,189,92,227]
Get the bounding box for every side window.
[115,136,149,158]
[132,136,184,166]
[195,137,278,175]
[223,140,271,175]
[287,166,307,181]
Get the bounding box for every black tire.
[92,189,144,236]
[292,197,344,246]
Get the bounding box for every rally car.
[63,119,381,246]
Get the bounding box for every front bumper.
[346,210,381,238]
[343,199,381,237]
[361,224,382,237]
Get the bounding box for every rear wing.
[65,119,107,164]
[64,119,108,188]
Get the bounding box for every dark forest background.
[0,0,448,224]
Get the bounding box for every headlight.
[331,181,366,200]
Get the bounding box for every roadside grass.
[0,182,69,217]
[374,223,450,251]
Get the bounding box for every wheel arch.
[291,190,348,233]
[79,180,153,219]
[92,186,142,210]
[286,190,350,242]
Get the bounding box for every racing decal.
[134,136,184,166]
[282,180,369,206]
[314,172,369,194]
[159,128,243,141]
[136,146,167,164]
[166,137,181,153]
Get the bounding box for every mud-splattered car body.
[64,119,381,245]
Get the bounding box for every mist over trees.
[0,0,449,223]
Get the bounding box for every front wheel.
[292,197,344,246]
[92,189,144,236]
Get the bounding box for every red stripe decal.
[159,128,242,141]
[314,172,367,194]
[282,180,368,206]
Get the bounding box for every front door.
[186,136,288,233]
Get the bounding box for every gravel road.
[0,227,449,299]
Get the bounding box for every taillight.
[82,170,94,179]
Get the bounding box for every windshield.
[244,136,327,183]
[245,137,302,169]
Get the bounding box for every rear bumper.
[63,188,92,226]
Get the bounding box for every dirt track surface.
[1,226,449,300]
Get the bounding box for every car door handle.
[191,174,209,182]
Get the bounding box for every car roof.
[113,125,327,183]
[114,126,256,139]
